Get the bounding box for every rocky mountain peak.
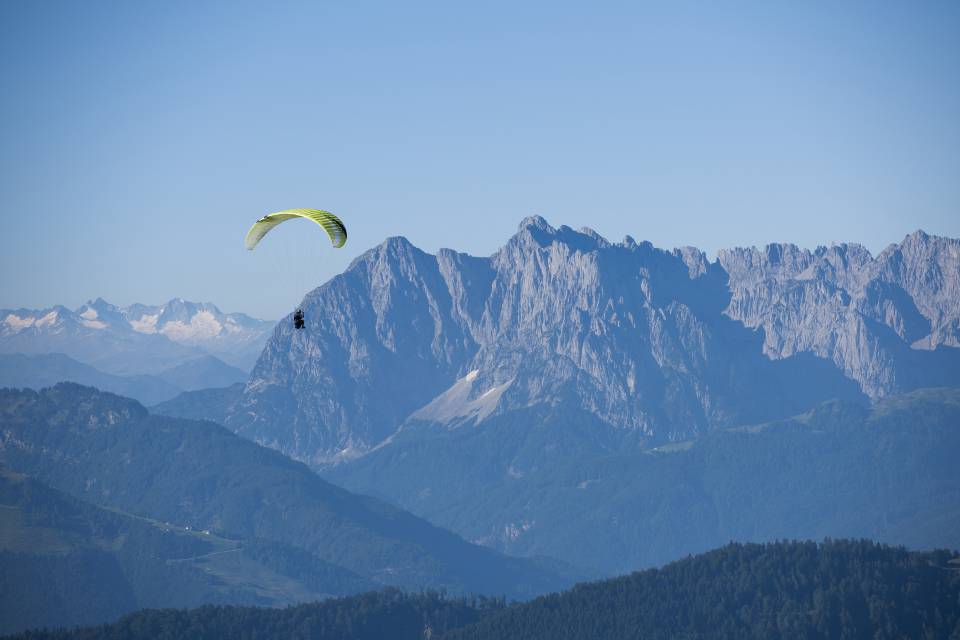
[86,297,116,311]
[517,215,553,232]
[228,218,960,467]
[507,215,559,251]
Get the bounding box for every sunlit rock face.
[719,230,960,398]
[229,218,959,466]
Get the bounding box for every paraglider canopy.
[244,209,347,251]
[245,209,346,330]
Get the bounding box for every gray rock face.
[719,230,960,398]
[228,218,959,466]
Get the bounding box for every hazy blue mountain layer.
[0,467,372,635]
[0,353,182,405]
[0,384,575,608]
[331,387,960,573]
[150,383,245,423]
[0,352,245,405]
[152,355,247,391]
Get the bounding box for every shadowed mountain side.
[153,356,247,391]
[0,384,576,600]
[150,383,244,424]
[0,467,373,635]
[0,353,182,406]
[0,353,248,406]
[330,388,960,574]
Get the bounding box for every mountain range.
[227,217,959,466]
[0,298,274,374]
[209,218,960,576]
[2,219,959,634]
[0,353,246,406]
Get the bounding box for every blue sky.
[1,1,958,319]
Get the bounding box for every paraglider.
[244,209,347,251]
[245,209,347,330]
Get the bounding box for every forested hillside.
[9,541,959,640]
[0,467,371,635]
[446,540,960,640]
[6,590,500,640]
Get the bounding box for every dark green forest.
[446,539,960,640]
[7,590,501,640]
[9,540,960,640]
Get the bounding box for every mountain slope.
[153,355,247,390]
[0,353,246,405]
[0,353,183,405]
[331,387,960,574]
[0,384,573,601]
[150,383,244,424]
[0,467,371,635]
[232,217,945,466]
[445,540,960,640]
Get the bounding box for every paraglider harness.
[293,309,305,330]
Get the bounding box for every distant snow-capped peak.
[1,298,275,373]
[2,298,272,345]
[125,299,271,345]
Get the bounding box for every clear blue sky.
[1,1,958,319]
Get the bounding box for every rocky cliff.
[228,218,958,466]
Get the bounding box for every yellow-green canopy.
[244,209,347,250]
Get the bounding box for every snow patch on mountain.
[408,370,513,428]
[159,310,223,342]
[130,314,159,334]
[35,311,58,327]
[4,314,34,332]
